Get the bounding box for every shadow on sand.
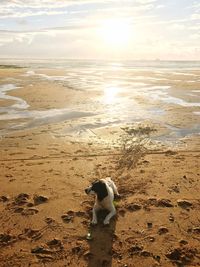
[87,210,116,267]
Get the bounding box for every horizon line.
[1,58,200,62]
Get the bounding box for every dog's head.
[85,180,108,201]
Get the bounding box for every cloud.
[191,2,200,10]
[156,4,165,9]
[189,24,200,30]
[0,6,69,18]
[189,33,200,40]
[0,26,100,59]
[0,0,101,8]
[135,0,157,3]
[0,0,96,18]
[168,24,185,30]
[0,30,41,47]
[16,19,28,25]
[0,0,159,19]
[191,13,200,20]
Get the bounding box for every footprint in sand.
[0,233,16,247]
[47,238,63,249]
[13,193,30,205]
[7,193,48,216]
[187,226,200,234]
[145,198,174,208]
[118,208,126,217]
[61,210,74,223]
[21,208,38,216]
[166,247,197,266]
[33,195,48,205]
[177,199,193,209]
[14,207,24,213]
[31,246,54,261]
[31,238,64,261]
[45,217,56,225]
[158,227,169,235]
[0,195,9,202]
[19,228,43,241]
[126,203,142,212]
[61,209,89,224]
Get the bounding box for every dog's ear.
[92,181,108,201]
[91,180,101,189]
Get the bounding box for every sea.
[0,59,200,142]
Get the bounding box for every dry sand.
[0,67,200,267]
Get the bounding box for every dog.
[85,177,120,225]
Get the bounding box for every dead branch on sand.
[117,125,157,170]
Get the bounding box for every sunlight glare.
[104,85,120,104]
[99,19,131,48]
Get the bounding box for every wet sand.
[0,66,200,267]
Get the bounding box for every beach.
[0,61,200,267]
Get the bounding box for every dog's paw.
[91,220,97,225]
[103,220,110,225]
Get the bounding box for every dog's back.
[101,177,119,196]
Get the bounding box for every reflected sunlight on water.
[103,85,120,104]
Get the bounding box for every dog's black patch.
[92,181,108,201]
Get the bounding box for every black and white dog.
[85,177,120,225]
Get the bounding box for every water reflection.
[103,85,120,104]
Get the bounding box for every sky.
[0,0,199,60]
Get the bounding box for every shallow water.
[0,83,29,111]
[0,60,200,141]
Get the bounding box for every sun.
[99,19,131,48]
